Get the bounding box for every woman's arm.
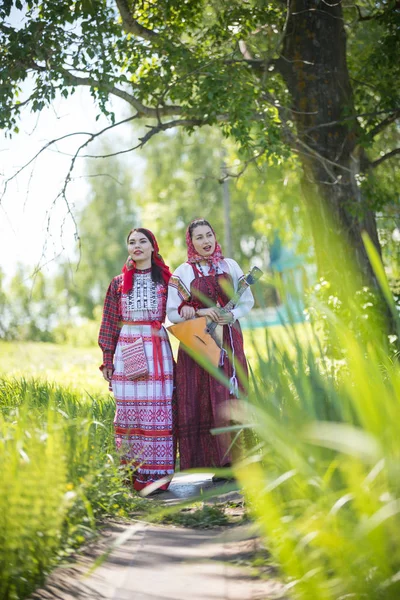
[224,259,255,320]
[167,264,193,323]
[98,277,121,372]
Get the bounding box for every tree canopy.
[1,0,399,281]
[137,126,307,268]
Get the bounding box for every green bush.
[304,278,393,360]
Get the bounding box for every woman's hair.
[187,219,214,240]
[126,228,164,284]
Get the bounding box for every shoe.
[148,488,165,496]
[140,486,167,498]
[212,476,235,484]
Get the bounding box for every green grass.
[0,324,315,404]
[0,376,146,600]
[159,503,231,528]
[0,341,106,394]
[233,299,400,598]
[243,321,318,365]
[0,323,314,386]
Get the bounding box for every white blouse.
[166,258,254,324]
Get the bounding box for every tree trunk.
[280,0,381,287]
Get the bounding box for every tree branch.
[60,68,183,118]
[44,117,204,256]
[235,39,286,78]
[370,148,400,169]
[115,0,158,40]
[80,118,205,159]
[367,110,400,139]
[0,114,140,205]
[262,91,351,180]
[295,108,400,137]
[226,57,267,70]
[217,149,268,182]
[352,3,389,21]
[238,40,253,61]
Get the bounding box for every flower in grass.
[63,491,77,503]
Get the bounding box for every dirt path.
[31,474,287,600]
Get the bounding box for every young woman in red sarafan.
[99,228,176,494]
[167,219,254,477]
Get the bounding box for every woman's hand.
[218,311,234,325]
[196,307,220,322]
[181,305,196,320]
[102,367,113,382]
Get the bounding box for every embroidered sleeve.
[167,265,193,323]
[98,277,122,369]
[225,259,255,321]
[168,274,191,302]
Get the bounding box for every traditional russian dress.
[99,267,175,491]
[166,259,254,470]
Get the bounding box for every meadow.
[0,322,313,388]
[0,340,106,394]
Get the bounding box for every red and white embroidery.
[99,270,175,491]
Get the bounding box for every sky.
[0,85,142,281]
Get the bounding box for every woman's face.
[191,225,216,258]
[127,231,154,265]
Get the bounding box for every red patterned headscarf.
[122,228,172,293]
[186,219,224,274]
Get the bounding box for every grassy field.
[0,373,148,600]
[0,322,315,391]
[0,340,144,599]
[0,341,107,395]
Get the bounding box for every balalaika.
[168,266,263,368]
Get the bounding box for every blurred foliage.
[304,278,396,360]
[0,377,145,600]
[0,265,102,345]
[0,126,311,341]
[0,266,57,342]
[230,237,400,599]
[236,310,400,597]
[137,126,308,270]
[377,209,400,281]
[56,148,140,319]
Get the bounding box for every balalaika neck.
[207,278,249,334]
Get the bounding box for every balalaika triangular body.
[168,266,262,367]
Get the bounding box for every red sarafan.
[167,218,255,472]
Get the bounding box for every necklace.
[126,269,157,311]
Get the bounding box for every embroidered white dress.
[99,268,175,491]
